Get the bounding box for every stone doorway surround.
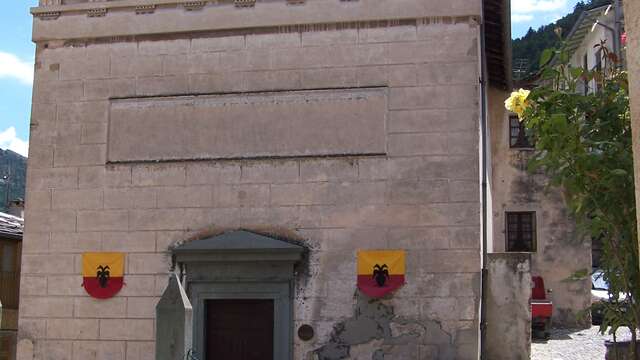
[171,230,304,360]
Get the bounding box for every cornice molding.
[31,0,482,42]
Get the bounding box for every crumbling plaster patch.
[312,293,454,360]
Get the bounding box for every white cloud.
[511,0,568,14]
[0,127,28,157]
[0,52,34,85]
[512,14,535,23]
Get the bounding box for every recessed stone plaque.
[107,88,388,163]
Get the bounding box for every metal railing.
[0,272,19,309]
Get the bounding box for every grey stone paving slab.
[531,326,635,360]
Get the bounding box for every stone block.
[99,319,154,340]
[28,146,54,169]
[272,181,385,206]
[46,275,85,296]
[55,122,82,146]
[54,144,106,167]
[269,47,304,70]
[388,133,448,156]
[111,55,163,78]
[447,131,478,155]
[211,184,269,208]
[20,276,47,296]
[77,210,128,232]
[60,51,110,81]
[46,319,99,340]
[20,296,74,317]
[448,227,480,249]
[241,161,299,184]
[419,250,480,273]
[358,25,417,43]
[449,180,478,203]
[389,85,478,110]
[128,253,170,274]
[136,75,188,96]
[417,61,478,85]
[101,231,156,252]
[126,297,159,318]
[356,65,388,87]
[301,68,357,88]
[81,122,108,144]
[447,156,478,180]
[419,203,479,226]
[19,319,47,339]
[132,165,186,187]
[24,209,76,232]
[388,109,477,133]
[78,166,129,189]
[388,64,418,86]
[387,227,451,250]
[57,101,109,124]
[300,158,358,182]
[191,35,245,52]
[246,32,301,49]
[388,180,449,204]
[28,167,78,190]
[50,232,102,253]
[74,297,126,318]
[186,52,222,74]
[104,188,156,209]
[244,69,302,91]
[26,190,51,210]
[188,72,246,93]
[301,29,358,47]
[125,341,154,360]
[52,189,103,210]
[21,231,50,254]
[34,340,72,360]
[139,39,190,56]
[85,78,136,100]
[72,341,126,360]
[119,275,156,297]
[157,186,212,208]
[186,162,240,185]
[129,209,184,231]
[51,81,84,103]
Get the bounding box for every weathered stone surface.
[23,8,483,360]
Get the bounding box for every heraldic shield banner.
[357,250,405,298]
[82,252,125,299]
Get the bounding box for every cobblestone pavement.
[532,326,634,360]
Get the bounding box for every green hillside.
[512,0,612,79]
[0,149,27,213]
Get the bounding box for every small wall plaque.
[298,324,314,341]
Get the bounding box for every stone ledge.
[32,0,481,41]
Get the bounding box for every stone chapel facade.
[18,0,504,359]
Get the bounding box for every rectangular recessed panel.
[108,88,387,162]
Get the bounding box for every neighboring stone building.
[19,0,513,359]
[0,212,24,360]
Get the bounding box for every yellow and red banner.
[82,252,125,299]
[357,250,405,298]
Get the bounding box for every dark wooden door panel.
[206,299,274,360]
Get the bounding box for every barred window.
[506,212,536,252]
[509,115,533,148]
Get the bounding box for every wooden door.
[205,299,274,360]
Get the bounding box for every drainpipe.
[479,10,490,360]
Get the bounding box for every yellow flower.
[504,88,531,119]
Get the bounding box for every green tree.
[509,42,638,358]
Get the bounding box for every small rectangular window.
[506,211,536,252]
[509,115,533,148]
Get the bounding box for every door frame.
[190,282,292,360]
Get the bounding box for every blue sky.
[0,0,581,157]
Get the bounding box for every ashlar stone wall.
[21,3,483,359]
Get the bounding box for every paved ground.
[532,326,635,360]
